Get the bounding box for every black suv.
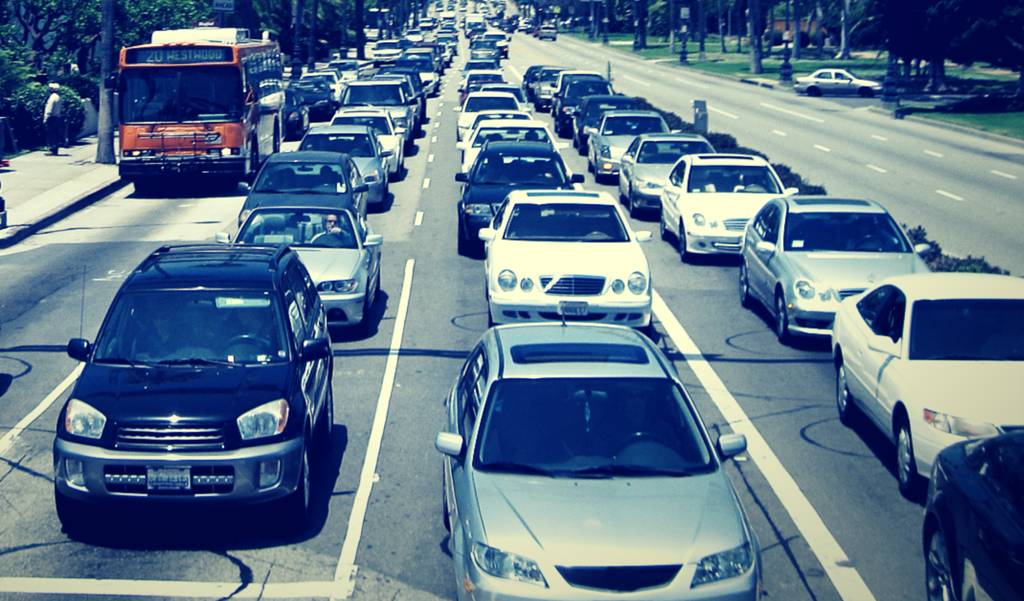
[54,245,334,533]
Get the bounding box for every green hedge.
[10,84,85,150]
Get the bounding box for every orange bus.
[118,28,284,191]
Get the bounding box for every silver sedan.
[793,69,882,97]
[618,133,715,217]
[587,111,670,183]
[298,125,391,210]
[436,323,759,600]
[739,196,930,342]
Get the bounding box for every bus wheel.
[249,136,260,180]
[272,123,281,154]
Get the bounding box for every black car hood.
[71,362,295,424]
[462,182,572,206]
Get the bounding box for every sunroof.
[510,343,650,364]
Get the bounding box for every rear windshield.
[910,299,1024,361]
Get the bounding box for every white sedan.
[455,119,563,172]
[831,272,1024,497]
[479,190,653,329]
[794,69,882,98]
[457,91,525,141]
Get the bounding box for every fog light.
[259,460,281,488]
[65,459,85,487]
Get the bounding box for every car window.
[255,163,348,194]
[625,138,640,158]
[465,96,519,112]
[491,199,509,229]
[503,203,628,242]
[299,133,375,157]
[686,165,781,194]
[752,202,781,244]
[669,160,689,186]
[473,154,568,186]
[457,346,488,437]
[909,299,1024,361]
[473,377,713,475]
[784,212,911,253]
[856,285,896,330]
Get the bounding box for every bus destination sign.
[128,47,232,65]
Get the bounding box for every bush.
[10,84,85,150]
[56,73,100,108]
[903,225,1009,274]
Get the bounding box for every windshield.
[121,66,243,123]
[472,127,550,147]
[464,96,519,112]
[601,116,666,136]
[472,154,568,186]
[254,162,349,194]
[299,132,376,157]
[344,85,403,105]
[472,113,529,129]
[292,80,330,95]
[910,299,1024,361]
[567,81,613,98]
[238,209,359,249]
[396,59,432,73]
[687,165,782,194]
[94,290,287,365]
[502,203,628,242]
[783,212,911,253]
[376,41,401,50]
[637,140,714,164]
[474,378,713,476]
[332,115,391,136]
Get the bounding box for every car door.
[353,214,380,293]
[661,158,688,238]
[444,345,488,540]
[833,71,855,94]
[817,71,835,92]
[283,265,320,428]
[619,137,641,195]
[746,201,782,306]
[845,285,902,433]
[869,289,908,436]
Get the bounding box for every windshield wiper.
[93,356,146,368]
[479,461,554,476]
[156,357,239,367]
[567,464,700,478]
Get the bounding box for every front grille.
[723,218,749,232]
[538,312,608,322]
[540,276,605,296]
[103,465,234,495]
[838,288,866,300]
[116,425,226,451]
[556,565,681,592]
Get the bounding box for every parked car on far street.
[794,69,882,97]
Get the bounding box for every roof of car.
[478,140,561,156]
[347,79,402,87]
[599,110,665,121]
[304,124,374,136]
[129,245,291,289]
[504,188,617,205]
[264,150,350,164]
[580,95,632,105]
[464,91,518,101]
[784,196,884,214]
[474,119,548,130]
[877,273,1024,301]
[491,324,670,379]
[635,132,710,143]
[686,153,771,165]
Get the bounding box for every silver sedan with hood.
[436,323,761,600]
[618,133,716,217]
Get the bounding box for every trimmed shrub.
[903,225,1009,275]
[57,73,100,108]
[10,84,85,149]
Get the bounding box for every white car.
[455,119,563,172]
[331,108,406,180]
[301,71,342,104]
[371,40,403,66]
[831,272,1024,496]
[660,154,798,262]
[794,69,882,98]
[479,190,653,329]
[457,91,525,140]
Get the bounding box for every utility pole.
[96,0,115,164]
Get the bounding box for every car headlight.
[692,213,706,227]
[472,543,547,586]
[611,279,625,294]
[319,279,360,294]
[520,278,534,292]
[628,272,647,294]
[497,269,517,292]
[362,171,380,184]
[64,399,106,439]
[794,279,832,301]
[237,399,290,441]
[692,542,754,587]
[923,410,1000,438]
[463,203,494,217]
[599,145,611,158]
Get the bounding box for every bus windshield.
[121,66,244,123]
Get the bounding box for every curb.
[0,176,130,250]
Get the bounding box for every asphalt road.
[1,26,1018,601]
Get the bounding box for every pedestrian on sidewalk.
[44,83,63,156]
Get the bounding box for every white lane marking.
[924,150,944,158]
[936,189,964,201]
[991,170,1017,180]
[652,291,877,601]
[622,75,652,87]
[760,103,826,123]
[814,144,831,152]
[866,164,887,173]
[332,259,416,600]
[0,578,334,598]
[436,111,442,117]
[0,364,83,458]
[422,178,431,189]
[414,211,424,226]
[428,154,435,163]
[773,130,787,137]
[431,136,437,143]
[433,121,441,129]
[675,77,709,89]
[709,106,739,119]
[506,64,522,81]
[871,134,888,141]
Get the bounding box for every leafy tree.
[947,0,1024,96]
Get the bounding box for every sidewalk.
[0,136,127,249]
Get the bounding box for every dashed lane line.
[867,164,887,173]
[991,170,1017,180]
[760,102,826,123]
[924,150,944,158]
[936,190,964,201]
[709,106,739,119]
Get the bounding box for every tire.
[859,87,875,98]
[678,222,690,263]
[313,387,334,455]
[457,220,469,256]
[628,190,640,218]
[441,476,451,532]
[278,445,311,533]
[836,363,858,425]
[925,526,955,601]
[659,215,669,241]
[807,87,822,97]
[896,416,921,498]
[774,292,791,343]
[249,135,260,179]
[738,261,752,308]
[272,123,281,154]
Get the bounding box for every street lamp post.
[779,30,793,82]
[602,0,608,45]
[882,51,899,107]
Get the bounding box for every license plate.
[558,301,589,316]
[147,467,191,491]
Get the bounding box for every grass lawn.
[913,111,1024,139]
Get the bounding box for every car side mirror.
[784,187,800,196]
[634,231,652,243]
[380,149,394,158]
[435,432,465,457]
[364,234,384,247]
[717,433,747,459]
[478,228,496,242]
[754,240,776,254]
[239,182,251,193]
[301,338,332,362]
[67,338,91,362]
[914,243,931,256]
[455,141,468,151]
[215,232,231,244]
[570,173,585,183]
[353,183,370,194]
[455,172,469,182]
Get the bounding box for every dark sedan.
[454,141,583,256]
[239,151,369,224]
[283,88,310,141]
[572,94,638,154]
[923,431,1024,601]
[290,79,336,122]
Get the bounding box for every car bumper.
[322,290,368,326]
[488,294,652,328]
[119,156,247,179]
[682,230,745,255]
[594,159,620,176]
[630,187,664,209]
[785,306,836,337]
[53,436,305,506]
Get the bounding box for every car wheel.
[313,386,334,455]
[835,363,859,425]
[678,222,690,263]
[457,220,469,256]
[278,445,311,533]
[659,215,669,241]
[272,123,281,154]
[441,474,451,532]
[738,261,752,308]
[807,86,822,97]
[925,526,954,601]
[628,190,641,218]
[859,87,875,98]
[896,416,921,498]
[774,292,790,343]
